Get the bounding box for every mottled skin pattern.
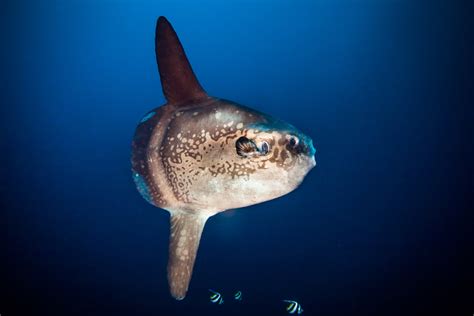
[131,17,316,300]
[133,97,315,213]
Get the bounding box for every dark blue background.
[1,1,472,315]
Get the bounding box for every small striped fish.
[234,290,242,301]
[283,300,303,314]
[209,289,224,304]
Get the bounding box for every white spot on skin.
[236,123,243,129]
[215,112,221,119]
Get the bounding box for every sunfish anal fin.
[167,212,208,300]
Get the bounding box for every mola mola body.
[131,16,316,300]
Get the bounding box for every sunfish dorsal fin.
[167,212,208,300]
[155,16,208,105]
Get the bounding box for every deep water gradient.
[1,1,472,316]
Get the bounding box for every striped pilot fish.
[234,290,242,301]
[209,289,224,304]
[283,300,303,314]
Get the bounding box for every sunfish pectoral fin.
[167,212,208,300]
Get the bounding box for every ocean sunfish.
[131,16,316,300]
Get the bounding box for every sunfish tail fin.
[167,212,208,300]
[155,16,208,105]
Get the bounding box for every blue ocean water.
[1,1,472,315]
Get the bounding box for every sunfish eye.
[258,141,270,155]
[288,136,299,147]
